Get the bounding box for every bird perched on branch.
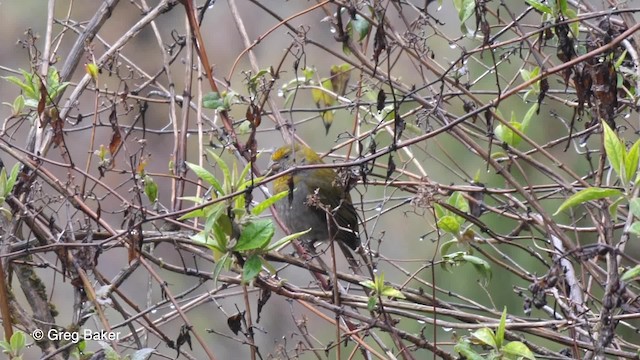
[268,143,360,258]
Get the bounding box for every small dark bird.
[269,143,360,252]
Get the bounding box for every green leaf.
[235,175,264,212]
[609,196,625,219]
[44,67,68,101]
[359,280,376,290]
[374,272,385,290]
[525,0,552,14]
[471,327,497,348]
[265,228,310,252]
[234,220,275,251]
[437,215,460,234]
[236,159,255,190]
[0,339,10,353]
[215,212,232,239]
[630,198,640,218]
[554,187,622,215]
[206,149,231,194]
[12,95,25,115]
[496,307,507,349]
[222,91,237,110]
[242,254,263,283]
[448,191,469,224]
[625,139,640,185]
[0,163,20,197]
[237,120,252,135]
[521,103,538,132]
[621,265,640,281]
[565,8,579,38]
[602,121,625,182]
[558,0,568,15]
[4,73,37,100]
[10,331,25,353]
[380,287,406,299]
[143,175,158,203]
[186,162,224,196]
[439,239,459,257]
[433,203,446,219]
[260,256,277,275]
[454,341,485,360]
[5,164,20,196]
[615,50,628,69]
[178,208,206,221]
[627,222,640,236]
[495,122,523,147]
[248,69,270,94]
[453,0,476,24]
[448,191,469,212]
[191,231,225,253]
[462,255,492,284]
[212,253,230,287]
[502,341,536,359]
[98,341,119,360]
[203,92,225,110]
[204,204,226,234]
[367,296,377,311]
[252,190,288,215]
[179,196,204,203]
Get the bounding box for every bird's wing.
[303,169,360,249]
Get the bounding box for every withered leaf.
[51,109,64,148]
[109,128,122,156]
[537,77,549,112]
[109,105,117,125]
[376,89,386,112]
[386,154,395,182]
[394,113,405,143]
[227,313,243,335]
[373,21,387,64]
[176,324,192,355]
[256,288,271,323]
[246,103,261,127]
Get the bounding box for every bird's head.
[268,143,323,174]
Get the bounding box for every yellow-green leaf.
[625,139,640,185]
[143,175,158,203]
[502,341,536,360]
[621,264,640,281]
[554,187,622,215]
[471,328,496,348]
[602,121,625,182]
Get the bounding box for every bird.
[268,143,360,253]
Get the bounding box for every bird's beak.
[265,160,279,177]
